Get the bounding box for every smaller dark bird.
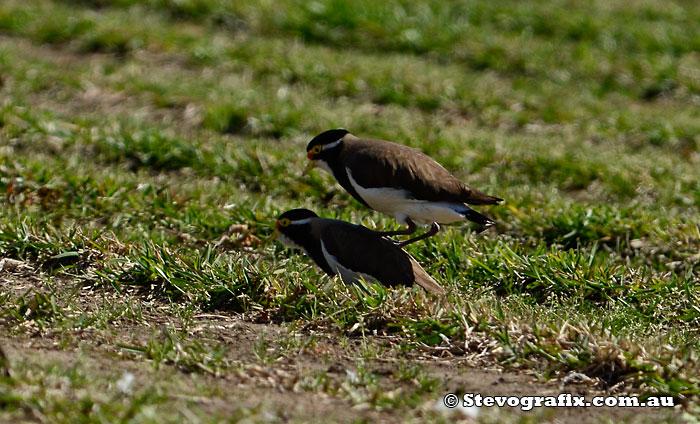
[304,129,503,246]
[273,209,445,295]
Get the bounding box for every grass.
[0,0,698,422]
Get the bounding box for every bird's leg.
[375,218,417,237]
[397,222,440,247]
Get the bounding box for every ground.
[0,261,682,423]
[0,0,698,422]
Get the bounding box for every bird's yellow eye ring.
[278,218,291,227]
[311,145,322,154]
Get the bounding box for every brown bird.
[304,129,503,245]
[274,209,444,295]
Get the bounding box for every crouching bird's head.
[274,208,319,251]
[273,208,336,276]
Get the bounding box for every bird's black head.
[274,208,335,276]
[275,208,318,249]
[306,129,348,161]
[276,208,318,227]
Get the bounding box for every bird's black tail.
[461,207,494,227]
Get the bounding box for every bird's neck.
[326,156,370,208]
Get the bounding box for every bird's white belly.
[321,241,378,284]
[347,170,466,225]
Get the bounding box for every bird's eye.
[279,218,291,227]
[312,145,322,154]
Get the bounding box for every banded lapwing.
[303,129,503,246]
[273,209,445,295]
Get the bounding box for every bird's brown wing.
[319,220,443,294]
[342,138,502,205]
